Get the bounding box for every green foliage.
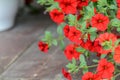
[97,0,108,14]
[76,47,89,57]
[37,0,54,5]
[37,0,47,5]
[59,40,65,50]
[67,14,77,26]
[98,0,108,7]
[84,51,89,58]
[46,2,59,11]
[66,59,78,73]
[79,54,88,74]
[52,39,58,46]
[101,54,107,59]
[110,18,120,32]
[90,32,97,41]
[83,2,94,20]
[115,39,120,47]
[87,27,97,33]
[92,59,99,63]
[37,0,59,11]
[42,31,58,46]
[101,40,112,50]
[78,20,87,33]
[57,23,66,35]
[87,27,97,41]
[111,77,115,80]
[111,18,120,27]
[76,47,86,53]
[109,5,117,10]
[57,23,66,50]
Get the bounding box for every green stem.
[114,72,120,78]
[77,64,97,70]
[87,64,98,68]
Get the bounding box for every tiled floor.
[0,13,67,80]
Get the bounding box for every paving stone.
[1,41,68,80]
[0,13,53,74]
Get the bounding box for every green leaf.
[80,55,86,63]
[66,58,78,73]
[72,58,76,65]
[111,18,120,27]
[37,0,47,5]
[45,31,52,40]
[46,2,59,11]
[88,27,97,33]
[79,54,88,74]
[52,39,58,46]
[83,2,94,20]
[90,32,97,41]
[84,51,89,57]
[100,54,107,59]
[109,5,117,9]
[57,23,66,35]
[41,38,47,42]
[92,59,99,63]
[98,0,108,7]
[37,0,54,6]
[117,28,120,32]
[101,40,112,50]
[67,14,77,26]
[103,45,112,50]
[44,31,56,46]
[79,21,87,33]
[83,67,88,74]
[111,77,115,80]
[115,39,120,47]
[76,47,86,53]
[60,40,65,50]
[79,54,87,68]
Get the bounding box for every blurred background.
[0,0,67,80]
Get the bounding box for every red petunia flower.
[49,9,64,24]
[63,25,71,37]
[114,45,120,63]
[77,14,82,20]
[38,41,49,53]
[97,59,114,79]
[96,33,117,54]
[68,27,82,42]
[62,68,72,80]
[82,40,92,50]
[89,41,102,53]
[82,72,100,80]
[116,9,120,19]
[64,44,81,60]
[59,0,77,14]
[117,0,120,7]
[91,0,98,2]
[91,14,109,31]
[77,0,89,9]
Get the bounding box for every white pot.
[0,0,19,31]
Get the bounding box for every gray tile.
[0,14,53,74]
[1,41,68,80]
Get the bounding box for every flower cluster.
[38,0,120,79]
